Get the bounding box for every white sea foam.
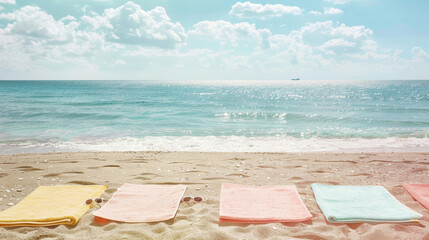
[1,136,428,154]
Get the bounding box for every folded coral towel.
[219,183,312,223]
[312,184,422,223]
[0,185,107,227]
[93,183,186,223]
[404,184,429,210]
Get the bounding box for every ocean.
[0,80,428,154]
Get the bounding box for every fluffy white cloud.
[300,21,372,39]
[60,15,77,22]
[82,1,186,48]
[325,0,351,5]
[230,1,302,19]
[324,7,343,15]
[81,14,112,30]
[190,20,271,48]
[0,5,111,72]
[411,47,429,62]
[0,1,189,74]
[309,11,322,16]
[320,38,356,49]
[0,0,15,4]
[332,24,372,39]
[0,6,78,44]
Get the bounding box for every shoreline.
[1,136,428,155]
[0,151,428,239]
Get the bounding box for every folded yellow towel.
[0,185,107,227]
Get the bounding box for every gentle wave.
[0,136,428,154]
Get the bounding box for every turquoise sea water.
[0,80,428,153]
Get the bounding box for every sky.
[0,0,428,80]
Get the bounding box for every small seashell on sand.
[7,203,14,206]
[18,178,23,181]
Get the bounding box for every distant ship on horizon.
[291,78,300,80]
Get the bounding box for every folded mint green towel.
[312,184,422,223]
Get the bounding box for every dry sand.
[0,151,428,240]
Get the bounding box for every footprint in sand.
[0,173,8,178]
[133,177,152,181]
[43,172,84,178]
[103,165,121,168]
[138,173,159,177]
[348,173,371,177]
[132,173,159,180]
[168,161,189,165]
[124,160,148,164]
[58,161,79,164]
[226,173,250,178]
[88,165,121,169]
[68,180,99,185]
[184,170,204,173]
[16,166,43,172]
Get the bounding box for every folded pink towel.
[404,184,429,210]
[93,183,186,223]
[219,183,312,223]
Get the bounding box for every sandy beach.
[0,151,427,239]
